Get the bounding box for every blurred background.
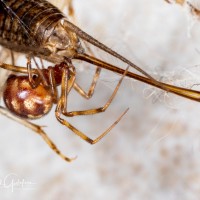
[1,0,200,199]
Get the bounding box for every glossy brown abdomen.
[3,75,53,119]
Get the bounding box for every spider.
[1,0,200,162]
[0,59,129,162]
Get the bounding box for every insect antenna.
[74,53,200,102]
[62,19,155,80]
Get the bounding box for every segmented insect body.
[0,0,83,63]
[0,0,157,79]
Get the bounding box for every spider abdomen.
[3,75,53,119]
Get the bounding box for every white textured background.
[1,0,200,199]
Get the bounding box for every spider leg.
[0,106,76,162]
[63,67,129,117]
[65,0,102,99]
[47,67,59,103]
[73,67,101,99]
[27,56,49,88]
[56,101,128,144]
[26,55,40,88]
[55,66,129,144]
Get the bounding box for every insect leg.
[0,62,36,74]
[10,50,15,65]
[0,106,76,162]
[0,52,11,97]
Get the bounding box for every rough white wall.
[1,0,200,199]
